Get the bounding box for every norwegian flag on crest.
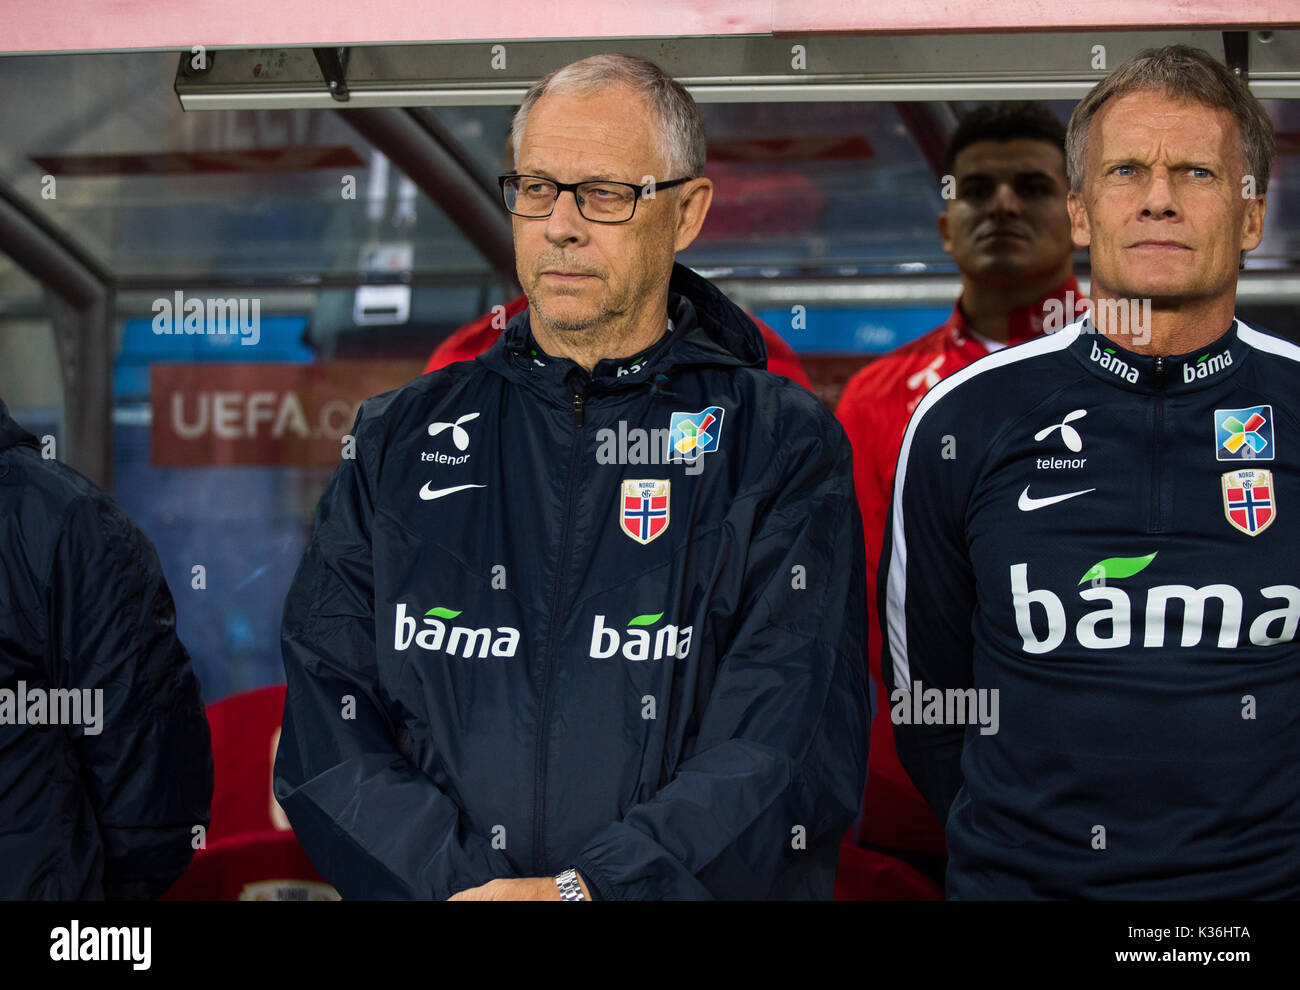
[1222,469,1275,536]
[620,479,670,545]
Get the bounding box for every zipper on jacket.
[531,389,586,873]
[1149,357,1165,533]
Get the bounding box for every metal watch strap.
[554,868,585,901]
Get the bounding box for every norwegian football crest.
[620,479,670,544]
[1222,469,1275,536]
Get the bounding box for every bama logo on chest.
[393,603,520,659]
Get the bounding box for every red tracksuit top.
[423,293,813,389]
[833,277,1081,899]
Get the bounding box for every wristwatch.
[554,868,586,901]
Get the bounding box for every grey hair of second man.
[1065,44,1276,194]
[509,53,707,181]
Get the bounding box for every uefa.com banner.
[150,362,422,467]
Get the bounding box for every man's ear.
[937,211,952,254]
[1067,190,1092,248]
[1240,191,1266,253]
[672,178,714,254]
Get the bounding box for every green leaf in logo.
[425,606,462,618]
[1078,552,1157,585]
[628,612,664,627]
[1197,354,1209,363]
[1104,347,1115,354]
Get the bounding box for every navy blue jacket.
[274,263,870,899]
[0,399,212,899]
[882,316,1300,898]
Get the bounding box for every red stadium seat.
[161,684,338,901]
[833,843,944,901]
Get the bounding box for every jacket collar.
[1068,317,1247,394]
[481,262,765,402]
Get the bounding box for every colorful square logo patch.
[1215,405,1274,461]
[668,407,725,462]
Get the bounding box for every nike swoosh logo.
[1017,485,1096,511]
[419,482,487,501]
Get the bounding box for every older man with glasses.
[275,52,869,901]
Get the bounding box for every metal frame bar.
[0,184,113,487]
[110,272,505,292]
[714,272,1300,306]
[312,47,352,101]
[173,30,1300,109]
[892,102,954,180]
[334,107,518,291]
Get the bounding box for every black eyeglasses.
[498,173,694,224]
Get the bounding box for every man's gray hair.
[1066,44,1275,194]
[510,53,706,179]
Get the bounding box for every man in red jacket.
[424,292,812,388]
[834,103,1082,899]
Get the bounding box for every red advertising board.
[151,361,423,467]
